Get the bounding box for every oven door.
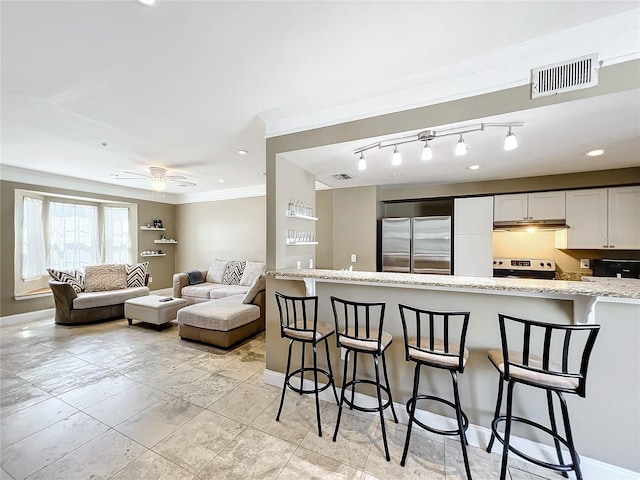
[493,269,555,279]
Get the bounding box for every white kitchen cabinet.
[563,186,639,249]
[454,196,493,277]
[494,191,565,222]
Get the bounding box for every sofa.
[48,263,150,325]
[173,260,266,348]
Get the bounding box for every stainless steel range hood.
[493,219,570,232]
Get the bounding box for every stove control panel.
[493,258,556,271]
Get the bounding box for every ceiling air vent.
[332,173,352,180]
[531,54,599,99]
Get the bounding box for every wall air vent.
[531,54,599,99]
[332,173,352,180]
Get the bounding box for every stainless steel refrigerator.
[381,216,451,275]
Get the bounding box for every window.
[104,206,132,264]
[15,190,138,296]
[49,201,100,271]
[21,197,46,280]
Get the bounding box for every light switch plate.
[350,254,357,263]
[148,276,153,283]
[580,259,590,269]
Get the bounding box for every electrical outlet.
[580,259,590,269]
[148,276,153,283]
[340,347,347,360]
[350,253,357,263]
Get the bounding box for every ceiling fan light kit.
[353,122,523,169]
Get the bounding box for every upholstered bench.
[125,295,187,329]
[177,293,264,348]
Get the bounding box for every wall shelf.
[140,226,166,231]
[286,212,318,221]
[286,241,318,246]
[141,253,166,257]
[154,239,177,244]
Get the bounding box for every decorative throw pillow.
[84,264,127,292]
[126,262,149,288]
[242,274,266,304]
[239,261,266,286]
[47,268,84,293]
[206,259,228,284]
[222,260,246,285]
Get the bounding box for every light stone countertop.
[269,268,640,300]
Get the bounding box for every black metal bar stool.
[330,296,399,461]
[274,292,339,437]
[486,313,600,480]
[398,304,472,478]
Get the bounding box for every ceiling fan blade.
[165,175,187,180]
[113,176,146,180]
[123,170,152,178]
[174,181,196,187]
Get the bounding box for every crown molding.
[173,184,266,204]
[261,11,640,138]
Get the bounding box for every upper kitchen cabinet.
[494,191,565,222]
[562,186,640,249]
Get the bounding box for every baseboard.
[0,308,55,327]
[263,369,640,479]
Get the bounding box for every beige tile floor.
[0,317,561,480]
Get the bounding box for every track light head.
[391,145,402,166]
[504,127,518,151]
[455,134,467,156]
[421,141,433,161]
[357,152,367,171]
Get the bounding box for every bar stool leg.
[499,381,515,480]
[401,362,421,466]
[332,349,350,442]
[558,392,583,480]
[312,343,323,436]
[299,343,306,395]
[451,371,472,479]
[276,340,294,422]
[350,351,358,409]
[324,338,340,404]
[381,351,398,423]
[373,354,391,461]
[487,374,505,453]
[547,390,568,478]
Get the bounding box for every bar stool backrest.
[330,296,386,352]
[498,314,600,397]
[275,292,318,339]
[399,304,470,372]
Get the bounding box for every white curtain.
[21,197,47,280]
[104,206,131,264]
[48,201,99,271]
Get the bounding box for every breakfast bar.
[264,269,640,475]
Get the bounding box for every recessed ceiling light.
[136,0,155,6]
[237,149,248,155]
[218,179,226,183]
[389,172,404,178]
[467,164,482,170]
[586,149,604,157]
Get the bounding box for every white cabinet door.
[494,194,527,222]
[528,191,566,220]
[608,186,640,249]
[454,197,493,276]
[566,189,608,249]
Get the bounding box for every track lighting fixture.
[454,134,467,156]
[357,152,367,171]
[421,140,433,161]
[391,145,402,166]
[352,122,522,168]
[504,127,518,151]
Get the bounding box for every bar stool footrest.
[341,379,394,413]
[491,416,578,473]
[286,367,334,395]
[406,395,469,437]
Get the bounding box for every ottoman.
[125,295,187,329]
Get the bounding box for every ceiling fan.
[111,166,196,192]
